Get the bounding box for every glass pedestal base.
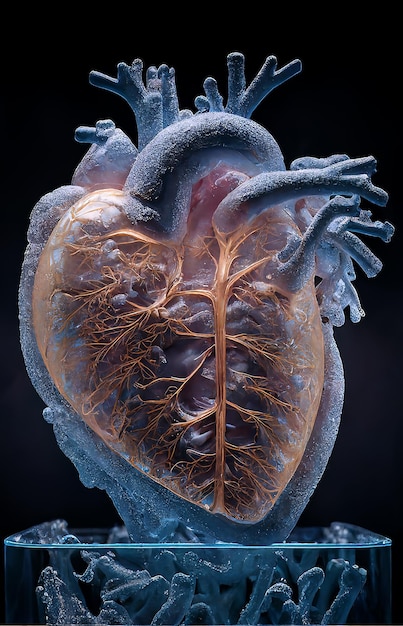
[4,520,391,625]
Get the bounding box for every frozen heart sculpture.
[19,52,393,543]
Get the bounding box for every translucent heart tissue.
[19,52,394,544]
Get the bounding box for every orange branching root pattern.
[33,175,324,524]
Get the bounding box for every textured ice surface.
[19,52,393,544]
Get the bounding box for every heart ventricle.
[32,166,324,523]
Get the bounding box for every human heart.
[20,53,393,539]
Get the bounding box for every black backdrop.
[1,11,401,624]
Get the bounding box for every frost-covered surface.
[19,53,393,545]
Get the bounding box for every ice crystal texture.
[19,52,393,544]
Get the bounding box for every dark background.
[1,11,401,624]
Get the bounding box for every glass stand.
[4,519,391,625]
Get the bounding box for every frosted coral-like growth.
[19,52,393,543]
